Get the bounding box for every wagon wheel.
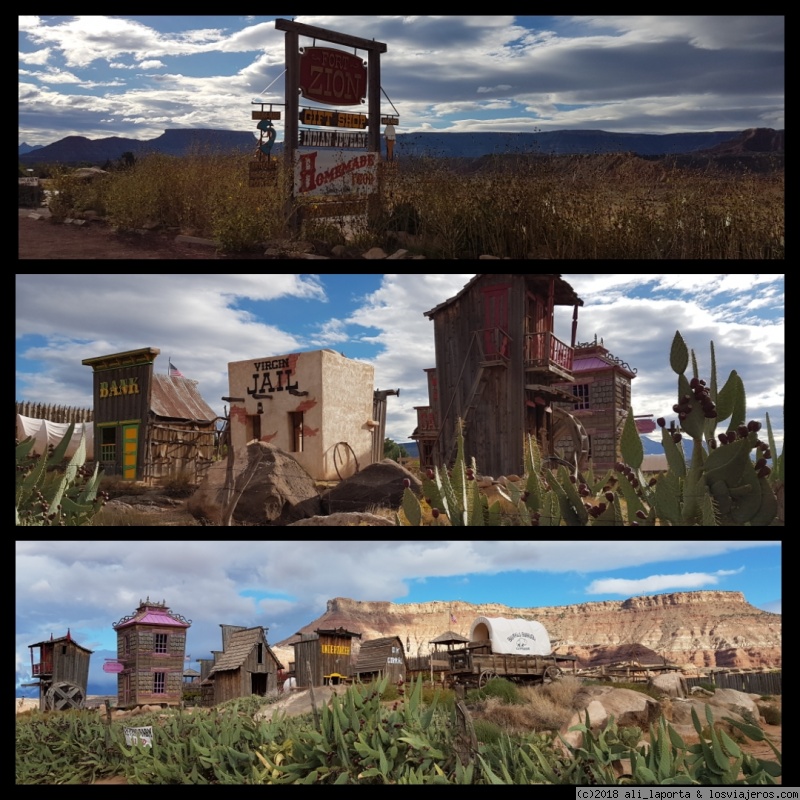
[542,666,562,685]
[45,681,86,711]
[478,670,499,689]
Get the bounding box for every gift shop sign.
[295,149,377,196]
[299,47,366,106]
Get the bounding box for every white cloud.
[586,567,746,595]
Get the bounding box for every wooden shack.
[28,630,92,711]
[412,274,585,477]
[112,598,191,708]
[353,637,407,683]
[552,339,638,471]
[292,627,362,687]
[205,625,283,704]
[82,347,218,483]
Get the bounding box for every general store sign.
[295,149,377,196]
[299,47,366,106]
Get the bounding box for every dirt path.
[18,212,265,260]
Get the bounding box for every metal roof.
[114,601,191,630]
[150,374,217,424]
[424,274,583,319]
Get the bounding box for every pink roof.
[573,356,614,372]
[114,605,191,629]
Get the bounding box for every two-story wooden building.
[412,274,585,477]
[112,598,191,708]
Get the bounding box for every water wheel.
[45,681,86,711]
[478,670,498,688]
[550,407,590,471]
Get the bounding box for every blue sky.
[15,274,786,449]
[19,15,785,147]
[16,540,780,696]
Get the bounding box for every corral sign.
[299,47,367,106]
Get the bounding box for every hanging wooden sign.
[249,159,278,188]
[252,111,282,120]
[299,47,367,106]
[299,129,367,148]
[299,108,368,129]
[381,117,399,125]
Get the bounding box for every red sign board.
[299,47,366,106]
[103,661,124,673]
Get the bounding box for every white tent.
[16,414,94,460]
[469,617,551,656]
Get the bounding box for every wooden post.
[306,660,320,732]
[284,28,299,234]
[368,49,381,155]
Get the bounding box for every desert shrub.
[473,718,504,744]
[699,682,718,693]
[477,677,522,705]
[538,675,584,710]
[161,472,197,498]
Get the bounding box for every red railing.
[415,407,437,432]
[525,332,574,373]
[33,662,52,675]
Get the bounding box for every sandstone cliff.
[274,591,780,671]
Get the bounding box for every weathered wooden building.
[412,274,586,477]
[292,628,362,687]
[82,347,218,483]
[28,630,92,711]
[227,349,390,481]
[205,625,283,704]
[113,598,191,708]
[353,637,407,683]
[552,339,639,471]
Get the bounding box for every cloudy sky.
[15,540,780,695]
[19,15,785,147]
[15,274,786,451]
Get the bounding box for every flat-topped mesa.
[298,591,780,670]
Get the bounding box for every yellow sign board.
[299,108,368,129]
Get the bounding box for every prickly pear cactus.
[16,422,105,526]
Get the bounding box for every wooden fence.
[685,671,781,696]
[16,401,93,424]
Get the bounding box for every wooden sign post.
[275,19,387,226]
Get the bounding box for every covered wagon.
[446,617,576,688]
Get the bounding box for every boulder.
[574,686,661,729]
[648,672,689,698]
[289,512,396,526]
[560,700,608,749]
[323,459,422,514]
[187,442,321,525]
[707,688,760,721]
[668,697,746,728]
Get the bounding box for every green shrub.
[477,677,522,705]
[473,719,503,744]
[760,705,781,726]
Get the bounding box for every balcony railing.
[525,332,574,374]
[415,407,437,433]
[32,662,52,675]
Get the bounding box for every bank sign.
[295,149,377,196]
[299,47,367,106]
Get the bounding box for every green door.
[122,424,139,480]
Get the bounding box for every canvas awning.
[469,617,551,656]
[16,414,94,460]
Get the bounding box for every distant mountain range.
[18,142,44,155]
[18,128,257,164]
[18,127,783,165]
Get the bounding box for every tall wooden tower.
[28,630,92,711]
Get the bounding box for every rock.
[386,249,409,260]
[289,512,396,526]
[322,459,422,514]
[668,698,746,728]
[707,688,760,721]
[649,672,688,698]
[478,254,501,259]
[362,246,387,259]
[187,442,321,526]
[299,253,331,259]
[560,699,608,749]
[574,686,661,729]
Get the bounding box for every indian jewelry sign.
[295,149,377,196]
[299,129,367,148]
[299,47,367,106]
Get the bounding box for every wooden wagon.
[444,617,576,688]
